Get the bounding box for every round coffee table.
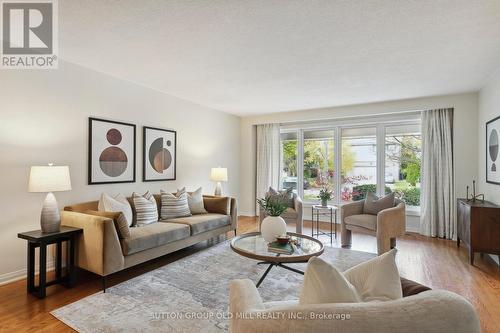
[230,232,324,287]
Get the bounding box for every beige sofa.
[259,192,303,234]
[61,194,237,290]
[341,198,406,255]
[229,278,480,333]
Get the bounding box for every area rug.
[51,241,375,332]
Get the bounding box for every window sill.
[302,201,421,216]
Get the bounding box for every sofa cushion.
[267,187,294,208]
[98,193,133,226]
[203,197,231,215]
[299,256,361,304]
[182,187,207,214]
[344,249,402,302]
[281,208,298,219]
[132,191,159,226]
[160,189,191,220]
[167,213,230,235]
[121,222,190,255]
[363,192,395,215]
[85,210,130,239]
[401,277,432,297]
[344,214,377,230]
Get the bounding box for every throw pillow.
[98,193,133,226]
[85,210,130,239]
[299,257,360,304]
[179,187,207,214]
[400,277,432,297]
[160,190,191,220]
[363,191,395,215]
[132,191,158,226]
[267,187,294,208]
[344,249,402,302]
[203,197,230,215]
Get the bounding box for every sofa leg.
[102,276,106,293]
[234,229,237,237]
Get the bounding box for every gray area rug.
[52,241,375,332]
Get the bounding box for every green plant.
[401,188,420,206]
[257,196,289,217]
[351,184,391,201]
[318,185,333,201]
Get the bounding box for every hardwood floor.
[0,216,499,333]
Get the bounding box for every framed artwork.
[88,117,136,184]
[487,115,500,185]
[143,126,177,182]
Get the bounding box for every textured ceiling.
[59,0,500,115]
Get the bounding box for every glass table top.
[230,232,323,261]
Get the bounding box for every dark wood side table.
[18,226,82,298]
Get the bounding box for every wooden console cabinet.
[457,198,500,265]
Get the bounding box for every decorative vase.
[321,198,328,207]
[261,216,287,242]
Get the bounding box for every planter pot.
[321,198,328,207]
[261,216,287,242]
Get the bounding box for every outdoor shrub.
[402,188,420,206]
[352,184,391,201]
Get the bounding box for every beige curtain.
[420,108,454,239]
[256,124,280,214]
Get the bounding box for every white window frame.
[279,112,421,210]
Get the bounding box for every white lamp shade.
[210,167,228,182]
[29,165,72,193]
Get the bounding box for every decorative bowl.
[276,235,291,244]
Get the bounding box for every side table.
[18,226,82,298]
[311,205,338,245]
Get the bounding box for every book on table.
[267,241,294,255]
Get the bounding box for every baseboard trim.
[0,260,56,286]
[238,212,257,217]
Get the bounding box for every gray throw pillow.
[267,187,294,208]
[363,192,395,215]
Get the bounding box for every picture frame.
[486,115,500,185]
[143,126,177,182]
[88,117,136,185]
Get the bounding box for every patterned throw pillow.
[160,190,192,220]
[132,191,158,226]
[267,187,294,208]
[98,193,133,226]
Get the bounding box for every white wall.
[478,67,500,265]
[240,93,479,230]
[0,61,240,283]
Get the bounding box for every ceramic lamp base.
[214,182,222,196]
[40,192,61,233]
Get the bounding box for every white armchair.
[229,279,480,333]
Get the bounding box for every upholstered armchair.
[341,198,406,255]
[259,192,303,234]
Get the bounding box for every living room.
[0,1,499,332]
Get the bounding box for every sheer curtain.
[420,108,455,239]
[255,124,280,214]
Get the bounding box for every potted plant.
[257,196,288,242]
[318,185,333,207]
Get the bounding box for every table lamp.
[28,164,72,233]
[210,167,227,196]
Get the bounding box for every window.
[385,124,422,207]
[303,130,335,202]
[280,131,298,192]
[278,115,421,213]
[341,127,377,202]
